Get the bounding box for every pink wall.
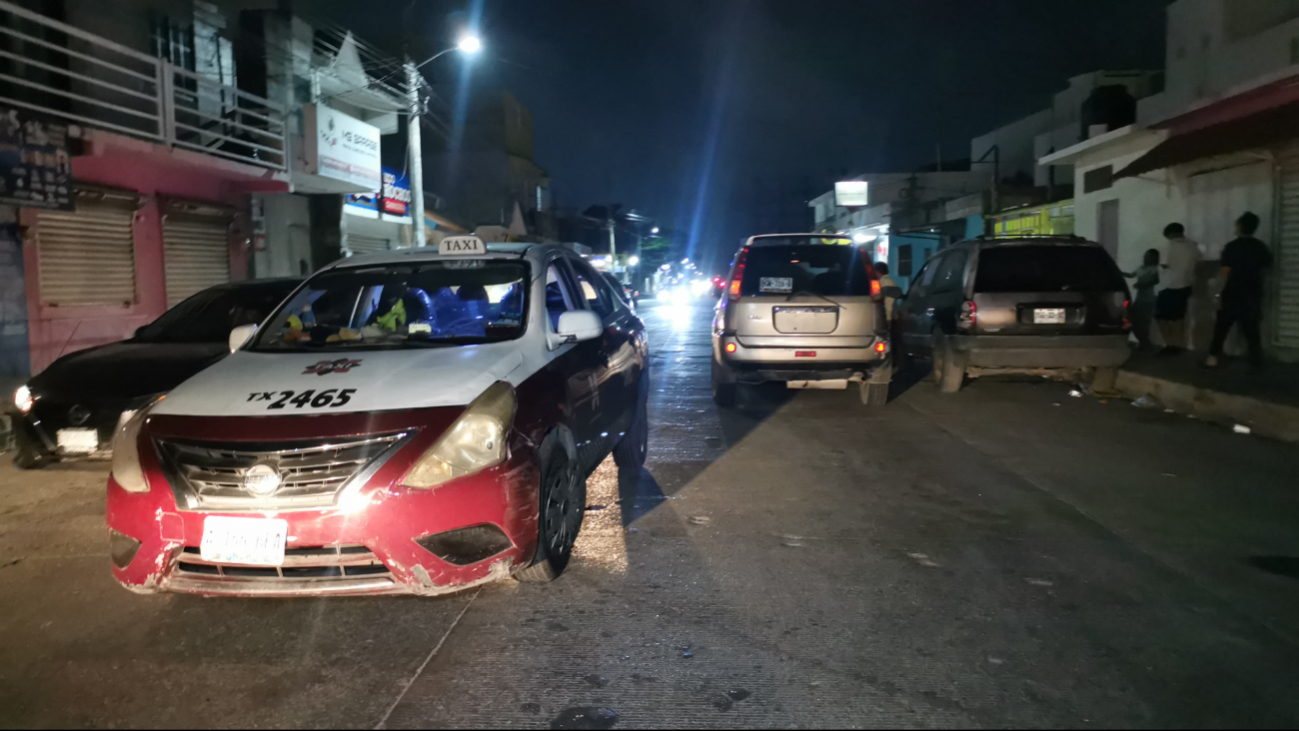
[23,134,266,374]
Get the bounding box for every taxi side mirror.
[229,323,258,353]
[554,311,602,346]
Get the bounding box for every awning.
[1116,100,1299,179]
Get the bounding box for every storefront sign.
[0,105,72,210]
[379,168,410,215]
[304,104,381,189]
[835,180,868,208]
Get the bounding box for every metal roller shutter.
[164,212,231,307]
[1276,146,1299,349]
[35,195,137,307]
[347,234,391,255]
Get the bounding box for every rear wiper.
[786,290,843,309]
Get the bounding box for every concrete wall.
[971,109,1054,183]
[253,193,311,278]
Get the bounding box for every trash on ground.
[1233,424,1252,435]
[1068,390,1084,398]
[1131,395,1160,409]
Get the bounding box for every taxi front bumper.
[105,411,541,597]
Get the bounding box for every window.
[974,245,1126,293]
[897,244,914,278]
[739,244,874,297]
[930,250,968,294]
[1083,165,1114,193]
[545,263,578,330]
[568,258,614,318]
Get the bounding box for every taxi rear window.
[252,261,529,351]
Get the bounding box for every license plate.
[200,516,288,566]
[760,277,792,293]
[57,428,99,454]
[1033,308,1066,324]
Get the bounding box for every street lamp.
[407,35,484,247]
[629,256,640,266]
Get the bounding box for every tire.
[711,356,737,407]
[935,336,966,394]
[860,382,889,406]
[514,438,586,583]
[613,375,649,472]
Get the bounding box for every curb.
[1116,370,1299,444]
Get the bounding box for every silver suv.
[711,234,892,406]
[895,235,1132,393]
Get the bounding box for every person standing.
[875,262,902,321]
[1123,248,1160,349]
[1153,222,1202,355]
[1205,211,1273,369]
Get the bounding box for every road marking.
[373,587,481,730]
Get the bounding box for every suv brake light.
[1122,299,1131,330]
[728,248,748,301]
[959,300,977,330]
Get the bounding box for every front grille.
[156,432,409,510]
[174,544,391,581]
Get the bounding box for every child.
[1123,249,1160,349]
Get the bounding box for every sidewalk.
[1117,349,1299,444]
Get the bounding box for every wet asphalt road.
[3,299,1299,729]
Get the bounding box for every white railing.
[0,0,286,172]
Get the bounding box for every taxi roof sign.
[439,236,487,256]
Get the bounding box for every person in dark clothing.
[1205,212,1273,369]
[1123,248,1160,348]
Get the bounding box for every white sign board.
[835,180,868,207]
[305,104,381,189]
[439,236,487,256]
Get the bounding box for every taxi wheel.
[515,441,586,583]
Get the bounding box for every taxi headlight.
[403,382,517,489]
[110,399,161,494]
[14,385,32,414]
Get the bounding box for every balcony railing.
[0,0,287,172]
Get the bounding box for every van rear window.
[974,245,1125,293]
[740,245,875,297]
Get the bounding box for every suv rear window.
[974,245,1125,293]
[740,245,874,297]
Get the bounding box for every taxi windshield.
[250,261,529,351]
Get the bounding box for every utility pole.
[406,58,426,248]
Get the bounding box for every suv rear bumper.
[714,336,890,384]
[952,334,1130,368]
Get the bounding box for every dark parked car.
[894,236,1131,393]
[11,278,300,468]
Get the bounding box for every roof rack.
[974,233,1086,241]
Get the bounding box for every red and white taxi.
[106,238,649,596]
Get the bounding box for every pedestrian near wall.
[1204,211,1273,370]
[1154,222,1202,355]
[1123,248,1160,349]
[875,262,902,321]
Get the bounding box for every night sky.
[326,0,1170,269]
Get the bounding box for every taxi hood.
[151,343,525,417]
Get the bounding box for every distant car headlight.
[403,382,517,489]
[14,385,32,414]
[110,398,163,494]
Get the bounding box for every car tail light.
[958,300,977,330]
[874,341,887,354]
[725,342,737,353]
[795,350,815,357]
[1122,299,1132,330]
[728,248,748,301]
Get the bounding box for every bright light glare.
[457,35,482,54]
[852,232,871,244]
[14,385,32,413]
[651,227,660,234]
[629,256,640,266]
[681,258,689,264]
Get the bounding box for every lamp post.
[406,35,481,247]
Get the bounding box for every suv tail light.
[958,300,977,330]
[1122,299,1132,330]
[728,248,748,301]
